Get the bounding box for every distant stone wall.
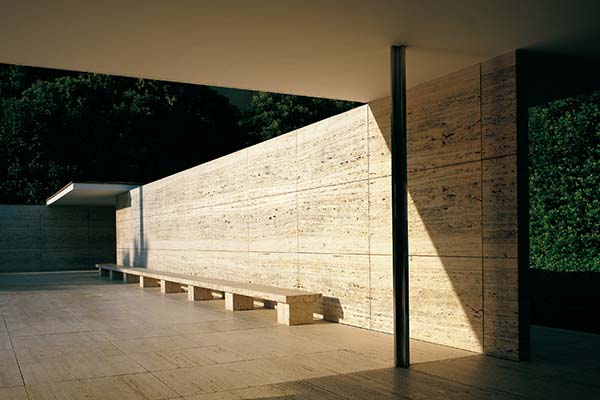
[0,205,115,272]
[116,51,526,360]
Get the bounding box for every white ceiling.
[2,0,600,102]
[46,182,138,206]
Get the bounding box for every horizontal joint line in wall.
[409,254,485,259]
[116,247,391,257]
[480,153,519,163]
[408,152,519,175]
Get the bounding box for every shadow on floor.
[0,270,111,291]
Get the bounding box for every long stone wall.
[116,51,526,360]
[116,106,381,329]
[0,205,115,273]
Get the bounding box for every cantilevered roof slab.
[46,182,139,206]
[2,1,600,102]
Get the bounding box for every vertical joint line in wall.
[246,150,250,271]
[295,131,300,288]
[246,149,250,255]
[366,106,372,328]
[479,62,485,347]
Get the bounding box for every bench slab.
[97,263,322,326]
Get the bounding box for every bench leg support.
[188,286,213,301]
[225,293,254,311]
[109,270,123,281]
[139,276,160,288]
[123,273,140,284]
[277,302,314,326]
[161,280,183,294]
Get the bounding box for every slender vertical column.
[391,45,410,368]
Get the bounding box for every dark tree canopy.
[0,65,244,204]
[0,64,357,204]
[238,92,358,144]
[529,91,600,272]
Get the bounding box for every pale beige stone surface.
[225,293,254,311]
[110,99,371,337]
[0,386,27,400]
[210,201,248,252]
[482,155,518,258]
[113,52,524,358]
[0,349,22,387]
[367,96,391,179]
[161,279,184,294]
[297,107,368,190]
[2,272,596,400]
[298,253,370,327]
[482,51,518,159]
[373,50,521,358]
[277,302,315,326]
[247,130,298,199]
[248,192,297,253]
[407,65,482,172]
[368,176,392,255]
[297,180,369,254]
[408,160,482,257]
[141,205,213,252]
[139,276,160,288]
[369,254,393,333]
[483,257,520,359]
[247,251,298,289]
[188,286,213,301]
[212,149,248,205]
[98,265,321,319]
[409,256,483,353]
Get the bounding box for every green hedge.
[529,91,600,271]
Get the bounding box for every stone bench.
[96,263,321,326]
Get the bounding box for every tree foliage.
[0,65,358,205]
[238,92,358,144]
[529,91,600,272]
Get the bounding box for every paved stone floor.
[0,271,598,399]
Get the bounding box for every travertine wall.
[0,205,115,272]
[368,51,526,359]
[116,51,525,360]
[117,106,381,329]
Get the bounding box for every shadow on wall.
[119,187,148,268]
[109,54,521,360]
[369,52,522,359]
[370,92,486,354]
[320,297,344,323]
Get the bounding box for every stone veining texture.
[116,52,522,359]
